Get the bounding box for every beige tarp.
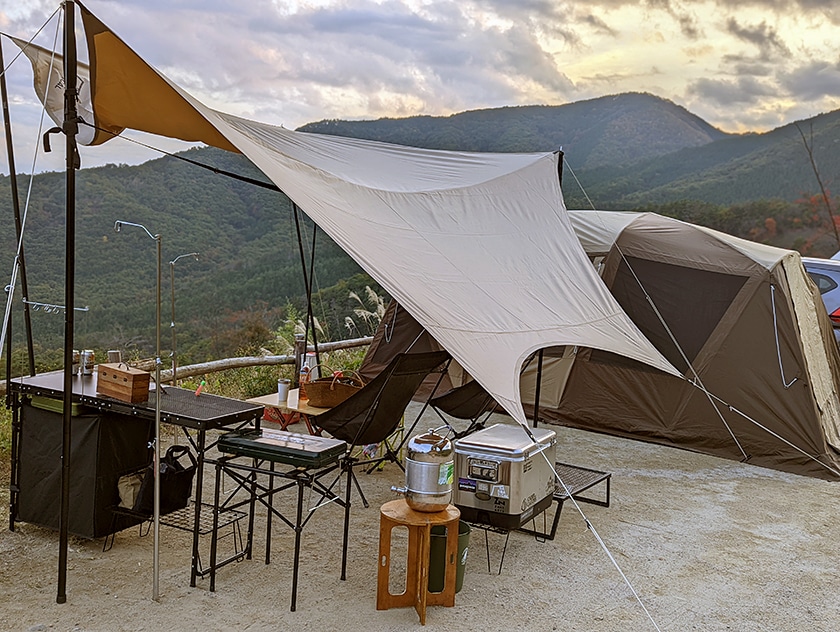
[14,8,840,478]
[11,6,680,427]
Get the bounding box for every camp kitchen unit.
[453,423,557,530]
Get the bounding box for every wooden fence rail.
[1,335,373,397]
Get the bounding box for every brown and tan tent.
[529,211,840,480]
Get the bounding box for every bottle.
[299,365,310,400]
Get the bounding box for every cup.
[277,378,290,403]
[108,349,122,363]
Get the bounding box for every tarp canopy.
[10,5,681,426]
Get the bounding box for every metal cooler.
[453,423,556,530]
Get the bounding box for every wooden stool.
[377,499,460,625]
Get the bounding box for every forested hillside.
[0,147,382,374]
[2,92,839,376]
[566,111,840,208]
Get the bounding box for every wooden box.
[96,363,150,404]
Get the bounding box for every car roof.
[802,257,840,269]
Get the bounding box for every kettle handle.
[430,424,454,444]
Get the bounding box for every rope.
[510,421,663,632]
[615,244,749,461]
[1,16,61,363]
[700,386,840,477]
[770,284,798,389]
[79,120,281,191]
[563,154,748,460]
[0,7,62,80]
[384,302,398,343]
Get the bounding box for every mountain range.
[299,92,840,209]
[1,91,838,371]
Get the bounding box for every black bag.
[133,445,197,515]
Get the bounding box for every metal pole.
[0,41,36,376]
[169,253,198,385]
[58,0,79,605]
[153,234,161,602]
[114,220,162,601]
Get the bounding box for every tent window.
[596,256,749,373]
[807,271,838,295]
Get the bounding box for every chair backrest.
[430,379,496,420]
[315,350,450,446]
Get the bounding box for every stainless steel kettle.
[392,426,454,512]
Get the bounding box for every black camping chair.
[314,350,450,508]
[430,379,498,439]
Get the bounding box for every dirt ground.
[1,404,838,632]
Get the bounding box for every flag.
[8,35,104,146]
[7,4,237,150]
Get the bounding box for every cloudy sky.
[1,0,839,174]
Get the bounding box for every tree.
[795,122,840,250]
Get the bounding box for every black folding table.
[7,369,263,586]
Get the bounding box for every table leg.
[209,458,223,592]
[8,398,21,532]
[189,427,206,587]
[416,526,431,625]
[341,459,351,581]
[265,461,275,564]
[290,477,305,612]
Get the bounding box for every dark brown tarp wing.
[359,300,453,399]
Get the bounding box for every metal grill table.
[518,462,611,541]
[209,430,351,612]
[8,370,263,586]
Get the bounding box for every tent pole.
[306,225,321,366]
[291,202,320,370]
[556,149,564,188]
[58,0,79,605]
[532,349,544,427]
[0,40,36,376]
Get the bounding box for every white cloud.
[1,0,839,173]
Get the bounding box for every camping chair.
[430,379,497,439]
[313,350,450,509]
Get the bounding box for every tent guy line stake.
[532,444,663,632]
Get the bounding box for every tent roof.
[569,210,793,270]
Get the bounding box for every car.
[802,256,840,345]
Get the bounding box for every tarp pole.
[58,0,79,605]
[533,348,544,427]
[556,149,564,188]
[0,39,36,375]
[292,203,321,368]
[306,226,321,366]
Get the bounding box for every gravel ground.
[1,404,838,632]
